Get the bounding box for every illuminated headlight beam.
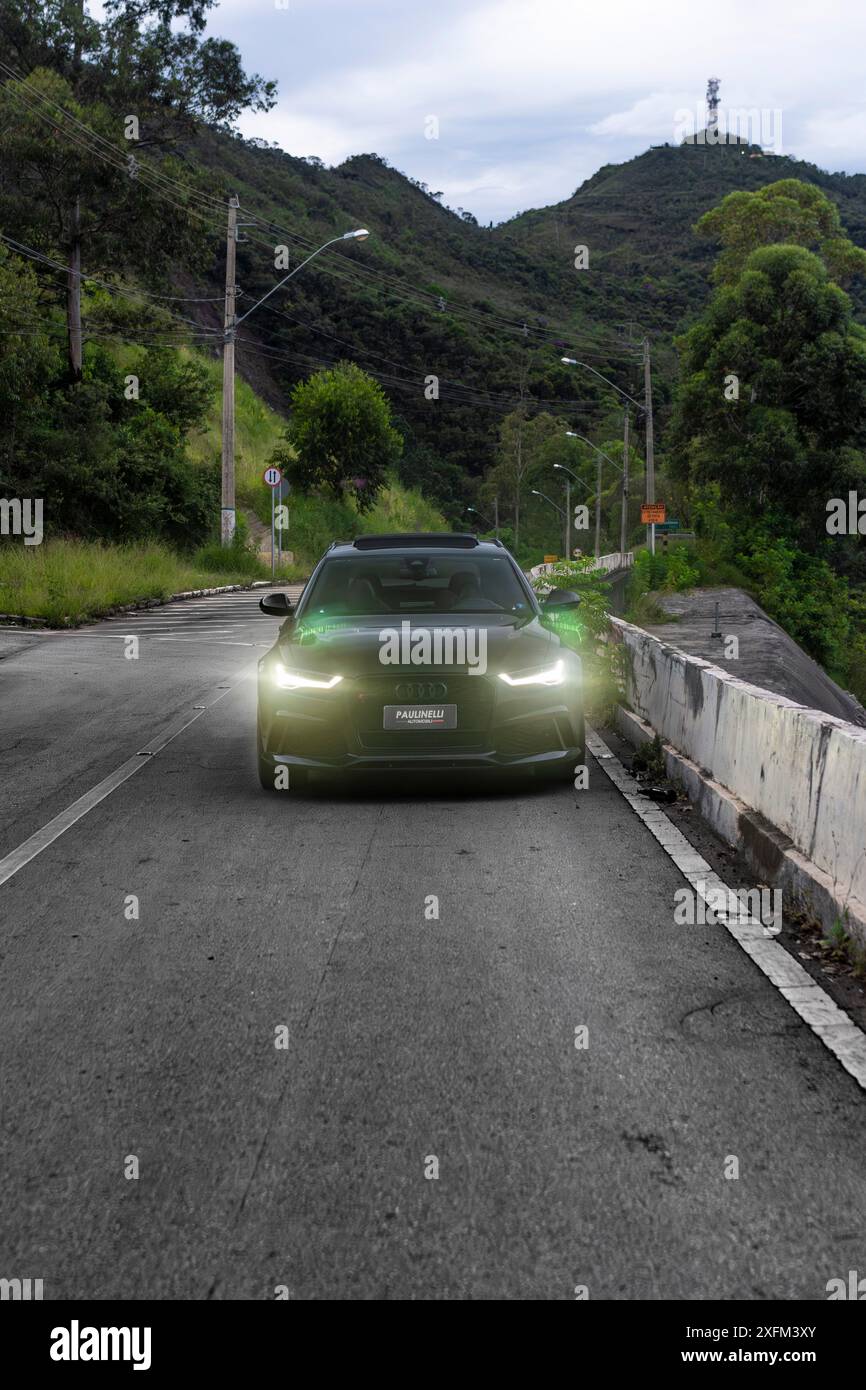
[497,660,566,687]
[273,664,343,690]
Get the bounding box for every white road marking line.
[0,668,253,890]
[587,726,866,1090]
[153,638,262,646]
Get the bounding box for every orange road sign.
[641,502,666,524]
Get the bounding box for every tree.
[394,437,467,524]
[671,242,866,539]
[0,0,275,381]
[483,406,562,549]
[0,244,60,491]
[278,362,403,511]
[695,179,866,288]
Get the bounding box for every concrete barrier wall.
[528,551,633,581]
[611,617,866,921]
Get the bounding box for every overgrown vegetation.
[269,361,403,509]
[0,538,268,625]
[530,556,626,720]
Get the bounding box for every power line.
[0,233,224,337]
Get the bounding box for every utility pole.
[643,336,655,555]
[67,3,84,384]
[593,452,601,560]
[218,221,370,545]
[493,495,500,541]
[621,408,629,558]
[67,196,82,383]
[221,195,239,546]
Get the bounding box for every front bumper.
[257,667,584,775]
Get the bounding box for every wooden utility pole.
[643,337,655,554]
[66,2,84,384]
[564,475,571,561]
[66,195,82,383]
[221,195,239,546]
[593,451,601,560]
[621,407,629,557]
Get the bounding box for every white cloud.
[96,0,866,222]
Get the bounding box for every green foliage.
[0,538,265,625]
[255,474,447,571]
[530,555,625,719]
[482,408,564,549]
[671,241,866,538]
[279,361,403,511]
[671,182,866,693]
[0,286,219,544]
[734,530,851,673]
[696,179,866,286]
[627,545,698,600]
[393,435,467,523]
[192,541,265,579]
[134,347,215,432]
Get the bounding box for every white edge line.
[586,725,866,1092]
[0,669,254,890]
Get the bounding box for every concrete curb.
[593,722,866,1092]
[615,703,866,951]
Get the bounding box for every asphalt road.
[1,590,864,1301]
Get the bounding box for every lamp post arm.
[235,235,346,329]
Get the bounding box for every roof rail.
[351,533,480,550]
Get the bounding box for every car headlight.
[498,659,566,687]
[273,663,343,691]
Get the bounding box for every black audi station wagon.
[256,534,584,789]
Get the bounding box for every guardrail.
[611,616,866,948]
[528,551,634,581]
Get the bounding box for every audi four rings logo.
[395,681,448,701]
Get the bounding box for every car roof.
[325,533,507,557]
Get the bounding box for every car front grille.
[351,672,494,752]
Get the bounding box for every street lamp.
[466,506,493,531]
[221,226,370,545]
[560,357,643,413]
[531,487,567,557]
[565,430,624,560]
[553,461,593,563]
[235,228,369,329]
[561,354,646,554]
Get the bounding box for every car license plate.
[383,704,457,730]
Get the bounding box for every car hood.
[274,612,562,677]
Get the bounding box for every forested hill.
[187,127,866,489]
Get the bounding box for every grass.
[10,348,449,622]
[0,539,271,626]
[182,350,291,496]
[257,476,448,570]
[821,915,866,980]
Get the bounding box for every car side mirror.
[259,593,295,617]
[541,587,582,611]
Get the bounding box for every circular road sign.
[263,466,282,488]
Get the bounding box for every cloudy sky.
[102,0,866,224]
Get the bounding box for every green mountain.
[186,129,866,499]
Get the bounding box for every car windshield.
[302,553,532,616]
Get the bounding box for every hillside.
[182,129,866,489]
